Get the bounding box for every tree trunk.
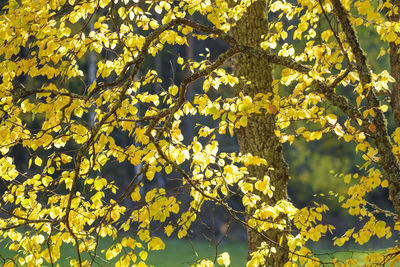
[229,1,291,265]
[388,1,400,223]
[389,4,400,128]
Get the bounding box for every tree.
[228,0,290,265]
[1,0,400,266]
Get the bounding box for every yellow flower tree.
[1,0,400,266]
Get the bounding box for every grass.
[0,237,392,266]
[0,238,247,266]
[147,240,384,266]
[147,239,247,267]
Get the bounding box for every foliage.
[1,0,400,266]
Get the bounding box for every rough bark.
[389,4,400,128]
[388,2,400,222]
[229,1,291,264]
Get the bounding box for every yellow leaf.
[47,166,55,174]
[61,153,72,164]
[164,225,174,237]
[326,114,337,125]
[146,170,155,181]
[34,156,43,167]
[94,178,107,191]
[376,221,386,238]
[42,176,52,187]
[192,141,202,153]
[139,251,148,261]
[80,158,90,174]
[99,0,110,8]
[165,164,173,174]
[377,48,386,59]
[21,198,30,208]
[344,174,351,184]
[379,105,388,112]
[169,85,179,96]
[148,237,165,250]
[395,222,400,231]
[118,7,126,19]
[321,30,332,42]
[74,107,84,118]
[149,20,159,29]
[217,252,230,266]
[98,154,108,166]
[155,5,162,14]
[343,134,353,142]
[271,1,284,12]
[145,189,156,203]
[131,188,141,201]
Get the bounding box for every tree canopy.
[1,0,400,266]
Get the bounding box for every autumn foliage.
[1,0,400,266]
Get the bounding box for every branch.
[62,16,201,265]
[331,0,400,216]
